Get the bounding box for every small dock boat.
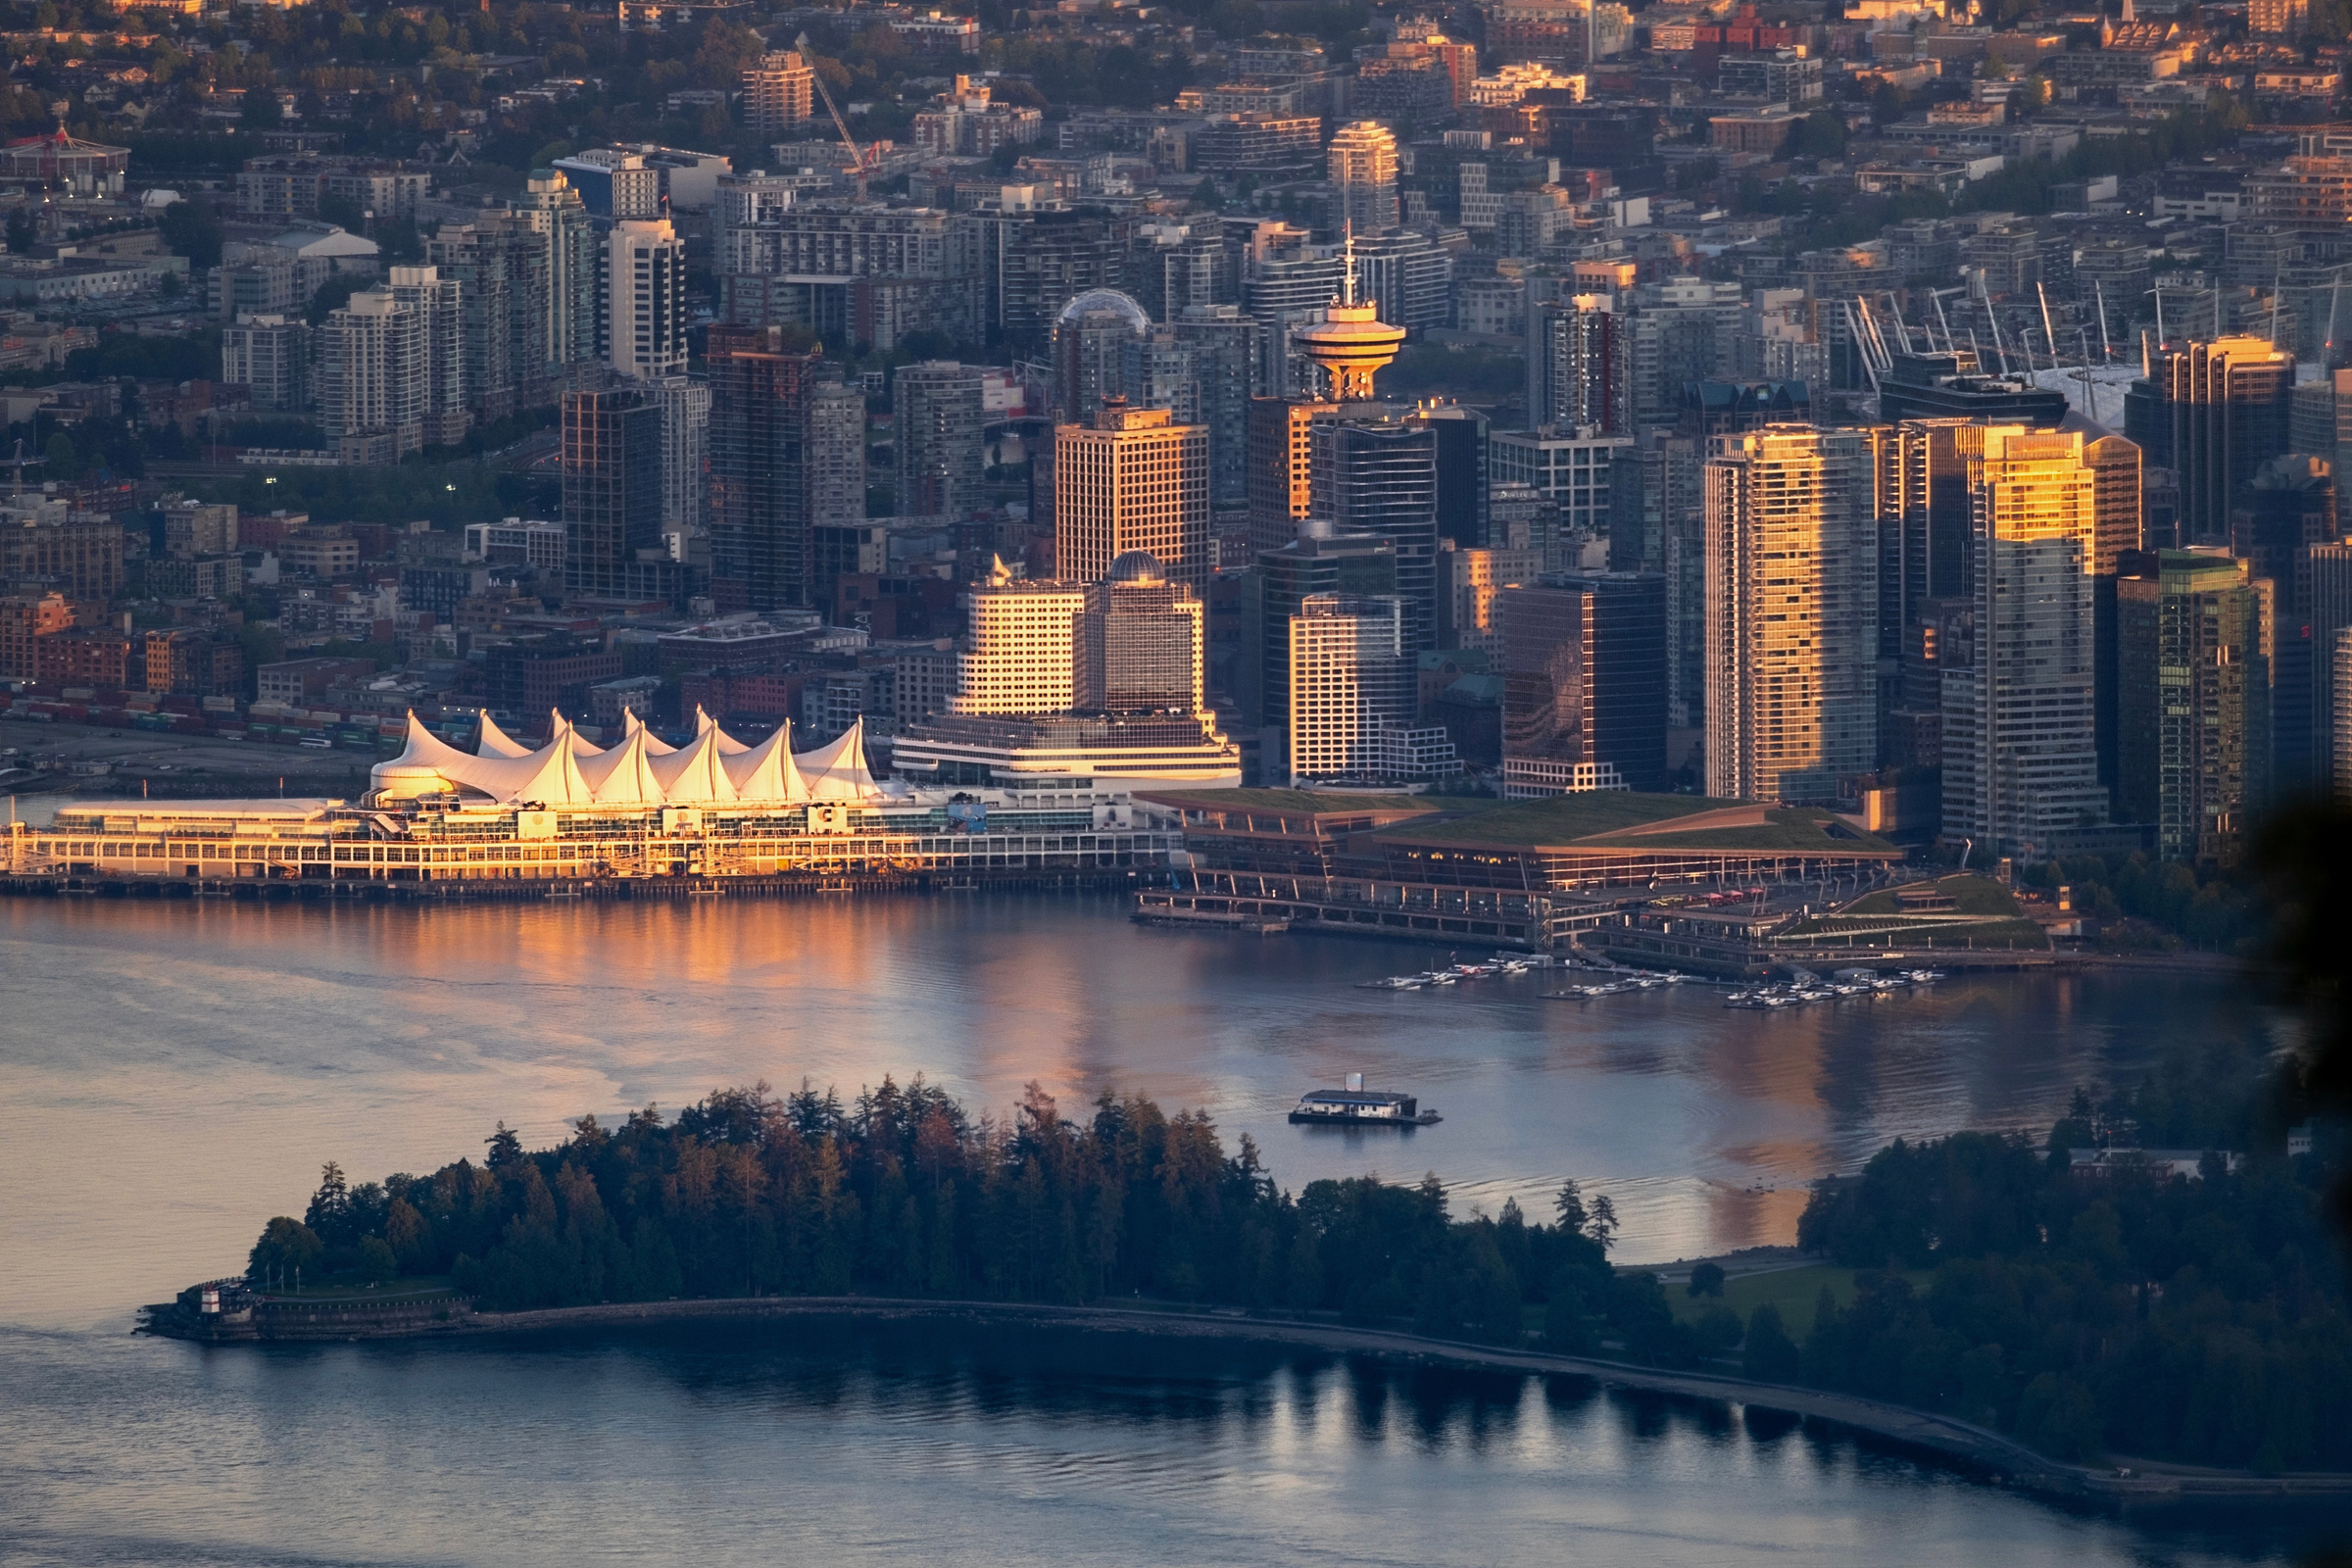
[1289,1073,1441,1127]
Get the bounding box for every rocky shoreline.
[140,1290,2350,1507]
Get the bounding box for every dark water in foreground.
[5,1319,2342,1568]
[0,893,2334,1563]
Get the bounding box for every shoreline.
[147,1293,2351,1506]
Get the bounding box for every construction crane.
[797,34,876,202]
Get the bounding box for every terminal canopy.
[374,710,880,808]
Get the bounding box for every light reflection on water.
[0,894,2286,1333]
[0,1319,2332,1567]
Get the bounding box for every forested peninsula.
[223,1073,2350,1474]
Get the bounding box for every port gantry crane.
[796,33,876,202]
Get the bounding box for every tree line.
[249,1077,1703,1357]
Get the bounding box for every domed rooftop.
[1107,550,1166,585]
[1055,288,1152,332]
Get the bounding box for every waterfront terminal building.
[7,710,1180,889]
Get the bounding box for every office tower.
[1327,121,1401,233]
[707,323,819,611]
[1416,404,1489,548]
[1170,304,1261,510]
[1310,416,1439,652]
[1054,289,1152,423]
[1349,226,1453,334]
[2231,455,2337,793]
[808,381,867,528]
[426,219,550,420]
[220,314,309,413]
[1440,543,1543,656]
[1289,593,1407,783]
[1703,425,1884,804]
[1127,222,1232,324]
[954,575,1092,714]
[2335,626,2352,801]
[1489,426,1635,571]
[1246,396,1328,554]
[1489,481,1556,553]
[607,220,687,379]
[2127,335,2295,542]
[1256,533,1398,743]
[896,361,986,518]
[1094,553,1206,712]
[650,375,710,558]
[384,265,467,447]
[1938,426,2110,860]
[2291,368,2352,477]
[2314,540,2352,802]
[1499,570,1669,796]
[318,287,427,463]
[507,169,601,374]
[2118,549,2273,862]
[562,386,666,600]
[1640,431,1706,724]
[1527,296,1627,434]
[1055,399,1210,591]
[743,51,816,136]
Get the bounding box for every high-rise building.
[2127,335,2295,542]
[506,169,601,376]
[553,148,662,220]
[385,265,467,447]
[425,220,542,421]
[1254,533,1397,739]
[808,381,868,528]
[2334,625,2352,802]
[896,361,987,518]
[1349,226,1453,334]
[1169,304,1261,510]
[1417,404,1489,548]
[1499,570,1668,796]
[2251,0,2309,38]
[2313,539,2352,802]
[1309,415,1440,652]
[1526,295,1627,434]
[650,375,710,560]
[2231,454,2338,794]
[1288,593,1458,784]
[1938,426,2110,860]
[1327,121,1401,233]
[954,574,1093,714]
[318,287,428,463]
[1441,543,1543,657]
[1093,552,1206,713]
[562,386,669,601]
[2118,549,2273,862]
[1054,398,1210,590]
[1054,289,1152,423]
[743,51,817,136]
[1490,426,1635,571]
[1704,425,1884,804]
[707,323,819,611]
[1127,220,1232,324]
[220,314,309,413]
[1246,395,1329,555]
[607,220,687,379]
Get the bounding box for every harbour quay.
[3,712,1182,896]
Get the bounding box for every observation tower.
[1295,226,1405,403]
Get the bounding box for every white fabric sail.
[723,721,810,804]
[650,723,740,804]
[699,707,752,755]
[583,726,664,806]
[502,718,598,806]
[474,712,534,759]
[624,710,677,756]
[562,711,604,757]
[799,717,879,802]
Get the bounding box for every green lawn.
[1660,1263,1936,1340]
[1845,874,2020,917]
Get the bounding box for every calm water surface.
[0,892,2328,1565]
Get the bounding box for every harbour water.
[0,892,2328,1564]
